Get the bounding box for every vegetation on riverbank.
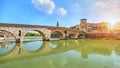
[25,32,41,36]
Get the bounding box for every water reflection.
[0,40,120,68]
[0,40,120,57]
[0,42,15,56]
[50,43,57,49]
[23,41,43,52]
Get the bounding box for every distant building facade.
[113,22,120,34]
[70,19,110,33]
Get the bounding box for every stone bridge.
[0,23,83,43]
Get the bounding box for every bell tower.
[80,18,87,32]
[80,18,87,24]
[56,21,59,27]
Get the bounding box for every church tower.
[56,21,59,27]
[80,18,87,24]
[80,18,87,32]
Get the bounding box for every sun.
[107,20,116,26]
[107,19,119,29]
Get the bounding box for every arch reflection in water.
[23,41,43,52]
[50,43,57,49]
[1,40,120,68]
[0,42,16,56]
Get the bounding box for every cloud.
[91,0,120,22]
[57,8,67,16]
[32,0,55,14]
[74,4,81,12]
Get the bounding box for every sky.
[0,0,120,27]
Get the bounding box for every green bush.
[25,32,41,36]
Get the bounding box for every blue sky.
[0,0,120,27]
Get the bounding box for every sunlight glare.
[107,19,118,29]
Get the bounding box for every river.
[0,39,120,68]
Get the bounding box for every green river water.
[0,39,120,68]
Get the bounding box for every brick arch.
[0,29,17,40]
[34,30,46,39]
[77,33,86,39]
[51,31,64,38]
[22,29,46,40]
[68,33,75,39]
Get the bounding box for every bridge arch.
[0,29,16,41]
[51,31,63,39]
[34,30,46,39]
[22,29,46,41]
[68,33,75,39]
[77,33,86,39]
